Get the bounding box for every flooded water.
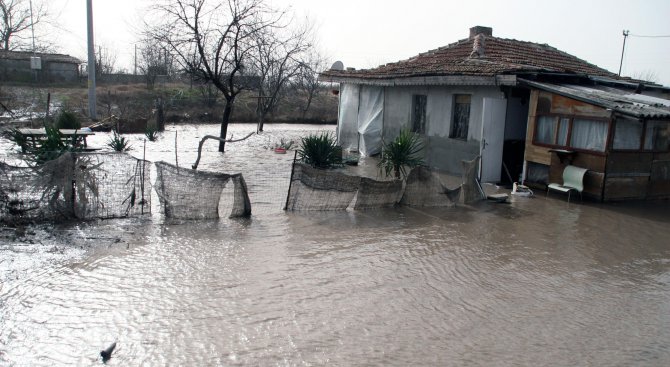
[1,124,670,366]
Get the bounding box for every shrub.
[298,132,341,169]
[378,129,424,179]
[55,110,81,130]
[145,126,161,142]
[32,125,80,163]
[107,131,132,152]
[6,128,28,152]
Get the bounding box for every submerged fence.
[285,164,463,211]
[0,152,151,222]
[0,153,252,223]
[1,150,479,223]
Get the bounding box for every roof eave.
[318,73,517,87]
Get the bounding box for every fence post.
[283,151,298,211]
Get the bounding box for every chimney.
[469,26,493,39]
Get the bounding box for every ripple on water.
[2,124,670,366]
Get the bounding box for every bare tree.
[146,0,285,151]
[95,43,118,75]
[295,48,328,120]
[0,0,48,51]
[250,21,311,132]
[137,38,172,89]
[630,69,660,84]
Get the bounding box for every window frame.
[642,120,670,152]
[611,117,643,151]
[411,94,427,134]
[532,113,612,155]
[449,94,471,141]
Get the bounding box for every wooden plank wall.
[524,90,610,200]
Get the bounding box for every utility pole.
[29,0,35,52]
[87,0,97,120]
[134,44,137,75]
[618,30,629,76]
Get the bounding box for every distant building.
[320,26,670,201]
[0,50,82,84]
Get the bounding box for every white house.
[320,26,670,185]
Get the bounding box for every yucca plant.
[144,126,161,142]
[107,131,132,152]
[378,129,425,179]
[298,132,341,169]
[32,124,80,164]
[6,128,28,152]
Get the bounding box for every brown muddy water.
[1,124,670,366]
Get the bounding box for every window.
[533,115,609,152]
[411,95,427,134]
[613,118,642,150]
[450,94,471,140]
[535,116,556,144]
[535,116,569,145]
[644,121,670,151]
[570,118,608,152]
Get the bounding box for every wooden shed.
[521,79,670,201]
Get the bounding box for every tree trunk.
[301,92,314,120]
[219,99,234,152]
[257,112,265,133]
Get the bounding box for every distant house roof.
[321,26,619,84]
[0,50,82,64]
[521,79,670,120]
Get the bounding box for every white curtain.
[570,119,608,152]
[535,116,556,144]
[613,118,642,150]
[357,86,384,156]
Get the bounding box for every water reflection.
[1,124,669,366]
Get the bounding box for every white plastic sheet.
[357,86,384,156]
[337,84,360,151]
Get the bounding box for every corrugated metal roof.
[0,50,82,64]
[520,79,670,119]
[321,34,619,82]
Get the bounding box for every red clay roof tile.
[322,36,618,80]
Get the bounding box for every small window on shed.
[613,118,642,150]
[644,121,670,151]
[450,94,471,140]
[412,95,427,134]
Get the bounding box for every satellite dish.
[330,61,344,71]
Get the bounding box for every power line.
[629,33,670,38]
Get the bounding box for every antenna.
[618,30,629,76]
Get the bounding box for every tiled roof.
[0,50,82,64]
[321,35,619,80]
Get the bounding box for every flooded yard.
[1,124,670,366]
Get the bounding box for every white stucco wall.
[383,85,505,173]
[335,83,507,174]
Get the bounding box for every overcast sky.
[50,0,670,86]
